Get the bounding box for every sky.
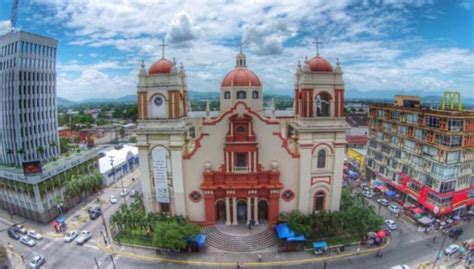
[0,0,473,101]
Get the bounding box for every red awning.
[377,185,388,192]
[411,207,424,215]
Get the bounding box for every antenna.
[10,0,19,31]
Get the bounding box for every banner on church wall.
[152,147,170,203]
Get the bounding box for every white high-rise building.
[0,31,60,166]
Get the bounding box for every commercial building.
[366,93,474,216]
[98,144,139,186]
[0,31,60,166]
[0,31,99,223]
[136,45,348,227]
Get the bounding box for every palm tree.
[37,146,45,155]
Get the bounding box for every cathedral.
[136,43,348,227]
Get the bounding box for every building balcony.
[234,166,249,173]
[201,169,283,189]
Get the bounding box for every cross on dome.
[312,37,322,56]
[236,40,247,67]
[159,39,168,59]
[239,39,244,53]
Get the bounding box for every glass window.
[407,113,418,123]
[446,151,461,164]
[236,91,246,99]
[314,191,325,211]
[378,110,385,117]
[252,91,259,99]
[391,111,400,120]
[448,119,463,131]
[317,150,326,168]
[426,116,440,128]
[224,91,230,99]
[398,125,407,135]
[422,145,438,158]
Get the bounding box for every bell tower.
[136,40,191,216]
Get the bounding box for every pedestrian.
[376,249,381,257]
[357,247,360,255]
[257,253,262,262]
[432,236,436,244]
[236,262,240,269]
[240,262,245,269]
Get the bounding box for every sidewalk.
[95,236,391,267]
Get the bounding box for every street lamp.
[432,231,448,269]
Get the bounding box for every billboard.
[151,147,170,203]
[23,161,43,176]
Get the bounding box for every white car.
[362,191,374,198]
[20,235,36,247]
[377,198,389,207]
[29,254,45,268]
[120,188,129,197]
[388,204,401,214]
[64,230,79,243]
[385,220,397,230]
[444,244,460,255]
[75,230,92,245]
[27,230,42,240]
[109,195,118,204]
[15,224,27,234]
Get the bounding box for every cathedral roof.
[308,55,333,72]
[148,58,173,74]
[221,68,261,87]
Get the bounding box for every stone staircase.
[202,225,278,252]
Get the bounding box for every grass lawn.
[114,233,154,247]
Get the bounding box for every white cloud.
[0,20,12,35]
[167,12,197,44]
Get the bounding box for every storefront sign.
[152,147,169,203]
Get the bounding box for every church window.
[236,153,247,167]
[315,92,331,117]
[314,191,326,211]
[237,126,245,133]
[281,189,295,202]
[189,191,202,203]
[224,91,230,99]
[252,91,259,99]
[237,91,246,99]
[317,149,326,168]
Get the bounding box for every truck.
[75,230,92,245]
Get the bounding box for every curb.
[95,237,391,267]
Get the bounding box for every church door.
[216,200,226,222]
[237,200,247,223]
[258,200,268,221]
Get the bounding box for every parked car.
[385,220,397,230]
[109,195,118,204]
[14,224,27,234]
[388,204,401,214]
[377,198,389,207]
[362,191,374,199]
[130,189,139,197]
[28,254,45,268]
[64,230,79,243]
[27,230,42,240]
[7,228,21,240]
[20,235,36,247]
[361,183,370,192]
[75,230,92,245]
[120,188,130,197]
[444,244,460,255]
[448,227,463,238]
[89,207,102,220]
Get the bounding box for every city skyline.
[0,0,472,101]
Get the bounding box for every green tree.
[152,221,200,251]
[59,137,70,154]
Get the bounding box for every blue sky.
[0,0,473,101]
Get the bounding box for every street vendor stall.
[275,223,305,252]
[417,216,434,227]
[312,241,328,255]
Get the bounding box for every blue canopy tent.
[186,233,206,252]
[312,241,328,255]
[348,170,359,178]
[275,223,305,252]
[385,190,396,198]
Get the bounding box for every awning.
[385,190,396,198]
[312,241,328,249]
[195,233,206,248]
[377,185,388,192]
[275,223,295,239]
[349,170,359,178]
[288,235,305,242]
[57,216,65,223]
[417,216,434,225]
[411,207,425,215]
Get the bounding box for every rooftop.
[98,144,138,174]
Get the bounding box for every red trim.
[311,142,334,154]
[188,191,203,203]
[311,176,331,186]
[281,189,295,202]
[273,132,300,158]
[203,101,279,126]
[313,190,326,211]
[183,133,209,160]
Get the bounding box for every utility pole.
[109,255,116,269]
[432,231,448,269]
[110,155,127,205]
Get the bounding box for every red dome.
[149,58,173,74]
[308,56,333,72]
[221,68,261,87]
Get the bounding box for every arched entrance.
[237,200,247,223]
[258,200,268,222]
[216,200,226,223]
